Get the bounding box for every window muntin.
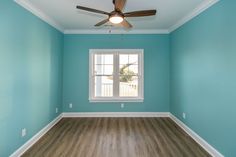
[89,49,143,102]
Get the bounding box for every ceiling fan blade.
[121,19,132,28]
[114,0,126,11]
[95,19,109,26]
[124,10,156,17]
[76,6,110,15]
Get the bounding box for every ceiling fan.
[76,0,156,28]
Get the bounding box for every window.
[89,49,144,102]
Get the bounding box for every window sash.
[89,49,143,102]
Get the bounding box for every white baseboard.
[62,112,170,118]
[10,112,223,157]
[169,114,224,157]
[10,114,63,157]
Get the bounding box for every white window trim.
[89,49,144,102]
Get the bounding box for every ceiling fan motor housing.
[110,11,124,18]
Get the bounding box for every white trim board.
[14,0,219,34]
[62,112,169,117]
[14,0,64,32]
[10,114,63,157]
[10,112,224,157]
[168,0,219,32]
[169,114,224,157]
[89,49,144,103]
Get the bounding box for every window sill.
[89,98,144,103]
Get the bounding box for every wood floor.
[22,118,211,157]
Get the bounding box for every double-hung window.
[89,49,144,102]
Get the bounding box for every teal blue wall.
[2,0,234,156]
[170,1,236,156]
[0,1,63,156]
[63,34,170,112]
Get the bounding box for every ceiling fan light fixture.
[109,15,124,24]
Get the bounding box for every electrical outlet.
[121,103,124,108]
[183,113,186,119]
[21,128,27,137]
[69,103,73,108]
[56,108,58,113]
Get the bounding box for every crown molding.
[15,0,219,34]
[64,29,169,34]
[14,0,64,33]
[168,0,219,32]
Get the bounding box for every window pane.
[119,54,138,75]
[95,76,113,97]
[120,55,129,65]
[129,54,138,64]
[119,76,138,97]
[95,54,113,65]
[104,55,113,64]
[95,65,113,75]
[129,65,138,75]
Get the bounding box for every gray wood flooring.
[22,117,211,157]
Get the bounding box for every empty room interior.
[1,0,235,156]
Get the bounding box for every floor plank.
[22,118,211,157]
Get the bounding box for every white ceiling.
[15,0,218,33]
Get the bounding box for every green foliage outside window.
[119,63,135,82]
